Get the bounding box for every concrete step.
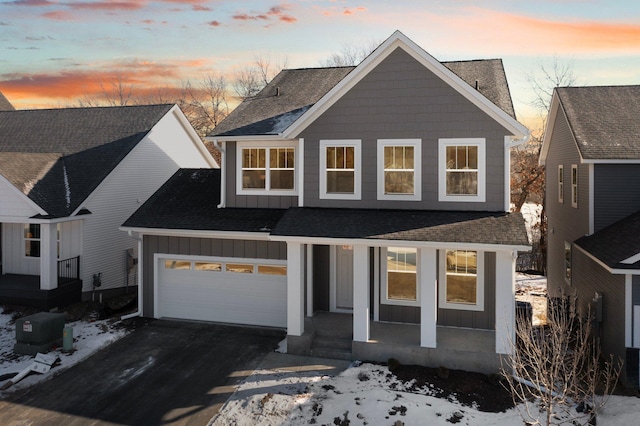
[310,346,352,361]
[312,336,352,350]
[314,327,353,340]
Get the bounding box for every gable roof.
[541,85,640,163]
[0,91,14,111]
[575,210,640,272]
[122,168,286,233]
[209,31,527,140]
[0,104,174,218]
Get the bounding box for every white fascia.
[119,226,272,241]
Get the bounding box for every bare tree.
[502,304,622,425]
[233,53,288,100]
[180,74,229,138]
[528,56,578,131]
[320,39,380,67]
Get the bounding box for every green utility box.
[14,312,66,355]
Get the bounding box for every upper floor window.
[439,138,486,202]
[571,164,578,208]
[320,140,361,200]
[382,247,418,306]
[377,139,421,201]
[558,164,564,203]
[439,249,484,311]
[236,142,297,196]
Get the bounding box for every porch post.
[495,249,517,354]
[306,244,314,317]
[419,247,437,348]
[353,244,369,342]
[39,222,58,290]
[287,242,304,336]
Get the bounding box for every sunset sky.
[1,0,639,133]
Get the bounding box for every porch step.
[310,346,352,361]
[312,336,352,350]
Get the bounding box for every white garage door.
[156,255,287,328]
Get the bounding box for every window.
[164,260,191,270]
[383,247,418,305]
[571,164,578,208]
[564,241,572,282]
[24,224,40,257]
[226,263,254,273]
[438,138,486,202]
[258,265,287,275]
[237,142,296,195]
[194,262,222,271]
[320,140,361,199]
[439,249,484,311]
[558,165,564,203]
[377,139,421,201]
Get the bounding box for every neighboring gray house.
[122,31,531,374]
[0,104,216,309]
[540,85,640,387]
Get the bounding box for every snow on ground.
[0,310,128,395]
[212,361,640,426]
[516,272,548,325]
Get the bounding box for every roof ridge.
[0,103,175,114]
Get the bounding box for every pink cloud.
[42,10,76,20]
[208,20,221,27]
[232,4,296,24]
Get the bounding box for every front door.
[334,245,354,311]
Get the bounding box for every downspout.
[213,139,226,208]
[122,230,143,320]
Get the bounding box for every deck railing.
[58,256,80,285]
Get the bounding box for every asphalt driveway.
[0,318,285,425]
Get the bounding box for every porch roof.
[270,207,529,247]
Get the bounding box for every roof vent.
[275,87,280,97]
[475,80,479,90]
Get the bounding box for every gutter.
[122,230,143,320]
[213,139,225,208]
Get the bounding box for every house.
[0,104,216,309]
[122,31,530,374]
[540,85,640,387]
[0,91,14,111]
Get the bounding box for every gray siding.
[544,107,590,297]
[572,248,626,377]
[379,305,420,324]
[594,164,640,232]
[300,48,511,211]
[142,235,286,317]
[224,142,298,208]
[437,251,496,330]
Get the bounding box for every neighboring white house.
[0,104,216,309]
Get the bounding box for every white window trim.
[438,138,486,203]
[438,249,484,312]
[236,140,298,196]
[377,139,422,201]
[319,139,361,200]
[571,164,578,208]
[381,247,420,307]
[558,164,564,204]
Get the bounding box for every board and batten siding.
[224,142,298,209]
[594,164,640,233]
[300,48,511,212]
[544,107,590,297]
[81,110,212,293]
[142,235,286,317]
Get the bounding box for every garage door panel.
[157,256,287,328]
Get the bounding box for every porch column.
[495,249,517,354]
[39,222,58,290]
[419,247,437,348]
[353,244,369,342]
[306,244,314,317]
[287,242,305,336]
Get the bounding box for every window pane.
[226,263,254,273]
[327,171,354,193]
[388,271,417,301]
[446,171,477,195]
[164,260,191,270]
[270,170,294,189]
[467,146,478,169]
[242,170,266,189]
[446,146,457,168]
[384,146,394,169]
[326,147,336,168]
[446,250,477,274]
[242,148,265,169]
[385,171,414,194]
[24,224,40,239]
[258,265,287,275]
[446,274,477,304]
[345,146,355,168]
[25,240,40,258]
[194,262,222,271]
[404,146,414,169]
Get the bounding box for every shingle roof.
[556,86,640,160]
[575,210,640,270]
[0,104,174,217]
[0,91,14,111]
[271,208,530,246]
[210,58,517,138]
[123,168,286,232]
